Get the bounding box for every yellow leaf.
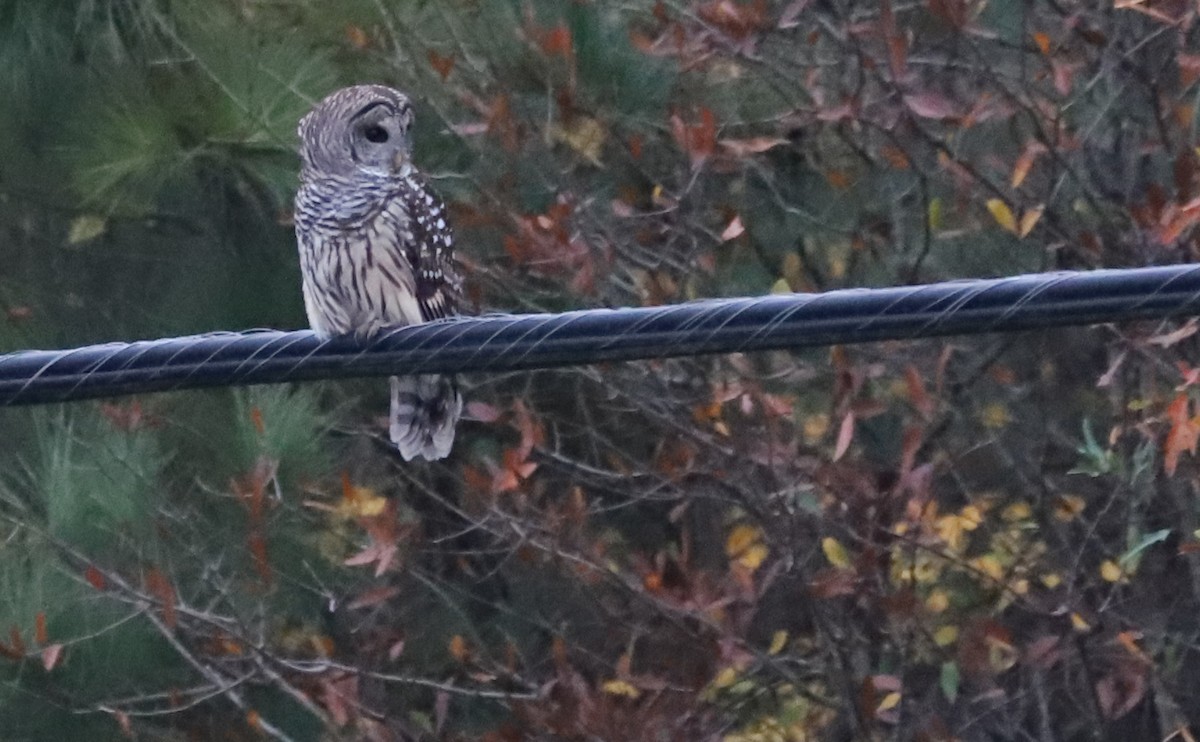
[1100,559,1123,582]
[770,278,792,295]
[980,402,1011,429]
[1018,206,1044,238]
[986,198,1017,234]
[1070,612,1090,631]
[725,524,761,558]
[768,630,788,655]
[601,679,641,698]
[821,537,851,568]
[802,413,830,443]
[67,215,107,245]
[1001,501,1032,522]
[926,588,950,613]
[970,554,1005,581]
[934,625,958,646]
[877,691,902,712]
[712,666,739,689]
[1040,572,1061,588]
[928,196,944,231]
[737,543,769,571]
[338,485,388,518]
[550,116,606,166]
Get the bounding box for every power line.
[2,265,1199,406]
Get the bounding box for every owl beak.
[391,150,407,174]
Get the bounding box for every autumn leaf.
[904,91,958,120]
[720,215,745,241]
[986,199,1018,233]
[41,644,63,672]
[1164,393,1199,475]
[726,524,768,571]
[145,569,177,629]
[1018,205,1044,237]
[427,50,455,80]
[833,411,855,461]
[670,108,717,166]
[601,679,641,698]
[448,634,471,662]
[67,215,106,244]
[551,116,607,167]
[821,536,851,568]
[1011,142,1045,188]
[34,612,47,645]
[84,565,106,590]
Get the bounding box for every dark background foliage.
[2,1,1200,740]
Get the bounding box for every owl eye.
[362,125,389,144]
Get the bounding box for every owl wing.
[400,178,462,322]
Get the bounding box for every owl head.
[297,85,415,179]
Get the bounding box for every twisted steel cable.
[3,265,1200,406]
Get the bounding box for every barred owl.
[294,85,463,461]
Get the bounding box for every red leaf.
[427,50,456,80]
[84,565,106,590]
[145,569,177,629]
[927,0,966,28]
[670,108,718,166]
[539,24,573,57]
[41,643,63,672]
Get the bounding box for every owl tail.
[389,374,462,461]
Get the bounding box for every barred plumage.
[295,85,463,461]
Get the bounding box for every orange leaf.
[41,643,63,672]
[1032,31,1051,55]
[1165,393,1199,475]
[1010,143,1044,188]
[34,611,47,645]
[249,407,265,436]
[1018,205,1044,238]
[905,365,934,418]
[344,25,370,50]
[449,634,471,662]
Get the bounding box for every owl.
[294,85,463,461]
